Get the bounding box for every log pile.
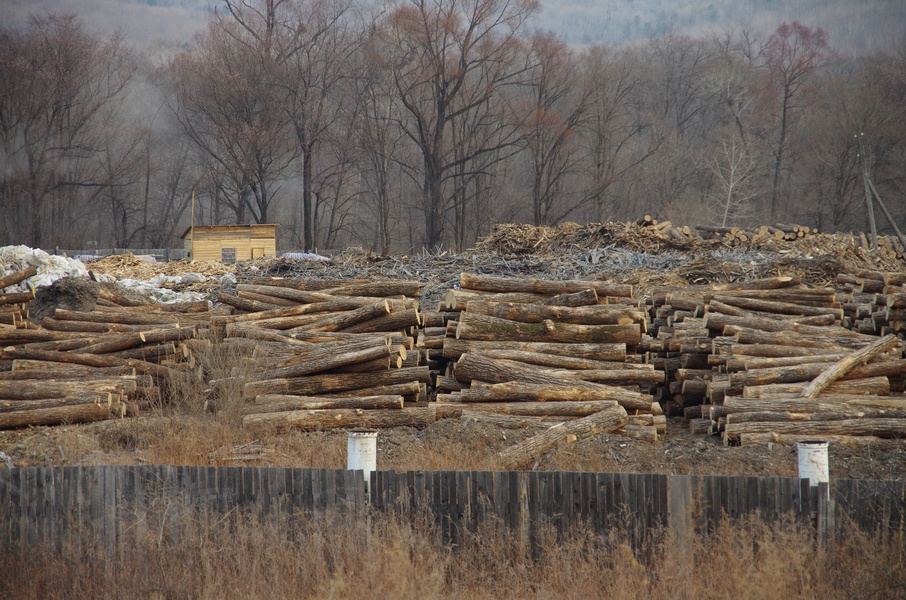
[215,277,436,430]
[647,275,906,446]
[437,273,664,446]
[0,284,212,428]
[835,269,906,336]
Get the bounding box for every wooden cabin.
[181,224,277,263]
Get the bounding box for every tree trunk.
[242,405,436,430]
[438,381,652,411]
[242,366,431,398]
[724,418,906,441]
[455,312,641,345]
[441,338,625,362]
[244,395,404,415]
[437,400,630,419]
[799,334,901,399]
[742,376,890,398]
[0,402,126,429]
[0,265,38,291]
[463,300,644,325]
[495,402,628,469]
[459,273,633,298]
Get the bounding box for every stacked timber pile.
[648,276,906,446]
[696,223,818,245]
[436,273,665,447]
[0,266,37,328]
[211,277,436,430]
[835,269,906,336]
[0,271,213,429]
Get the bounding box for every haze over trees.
[1,0,904,252]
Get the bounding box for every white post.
[347,431,377,496]
[797,441,830,503]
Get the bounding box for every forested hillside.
[1,1,904,253]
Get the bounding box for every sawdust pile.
[85,254,234,281]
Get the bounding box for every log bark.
[441,338,625,361]
[0,347,181,379]
[324,381,423,399]
[51,308,191,325]
[481,349,653,372]
[460,273,633,298]
[337,308,421,334]
[724,418,906,439]
[0,378,137,400]
[738,433,906,447]
[437,381,652,410]
[237,289,299,307]
[495,402,628,469]
[711,295,843,318]
[729,360,906,391]
[72,326,197,355]
[249,343,391,381]
[453,352,662,389]
[455,312,641,345]
[535,289,599,307]
[0,265,37,291]
[742,377,891,398]
[244,395,404,415]
[463,300,643,325]
[246,277,370,291]
[723,395,906,414]
[290,300,391,333]
[242,405,436,430]
[0,402,126,429]
[799,334,901,399]
[458,413,559,429]
[321,281,421,297]
[242,366,431,397]
[436,400,633,419]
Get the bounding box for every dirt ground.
[1,414,903,481]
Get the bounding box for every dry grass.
[2,507,903,600]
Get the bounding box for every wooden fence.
[1,466,903,554]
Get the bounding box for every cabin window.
[221,247,236,264]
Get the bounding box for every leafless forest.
[1,0,905,253]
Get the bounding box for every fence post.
[668,475,694,560]
[816,482,834,549]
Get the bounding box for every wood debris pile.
[431,273,664,462]
[647,274,906,447]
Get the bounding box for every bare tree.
[380,0,538,248]
[0,14,133,247]
[709,133,759,227]
[164,4,298,225]
[760,22,832,220]
[516,33,592,226]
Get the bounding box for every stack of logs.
[836,269,906,337]
[647,275,906,446]
[208,278,436,431]
[435,273,665,452]
[0,265,212,428]
[695,223,818,244]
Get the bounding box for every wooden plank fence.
[1,466,903,555]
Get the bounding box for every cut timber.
[458,413,556,429]
[0,348,182,379]
[722,395,906,414]
[248,343,392,381]
[712,295,843,318]
[743,377,890,398]
[728,360,906,391]
[459,273,633,298]
[437,381,652,410]
[0,402,126,429]
[453,353,663,390]
[799,334,900,399]
[339,308,421,333]
[242,405,435,430]
[321,281,421,297]
[73,326,197,355]
[244,395,404,415]
[437,400,628,419]
[495,402,628,469]
[535,289,599,307]
[290,300,391,333]
[0,379,137,400]
[455,312,641,345]
[0,265,38,291]
[246,277,370,291]
[444,290,547,310]
[738,433,906,447]
[724,418,906,440]
[242,366,431,398]
[442,338,625,361]
[463,301,644,325]
[481,349,653,372]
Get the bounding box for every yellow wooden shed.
[182,224,277,263]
